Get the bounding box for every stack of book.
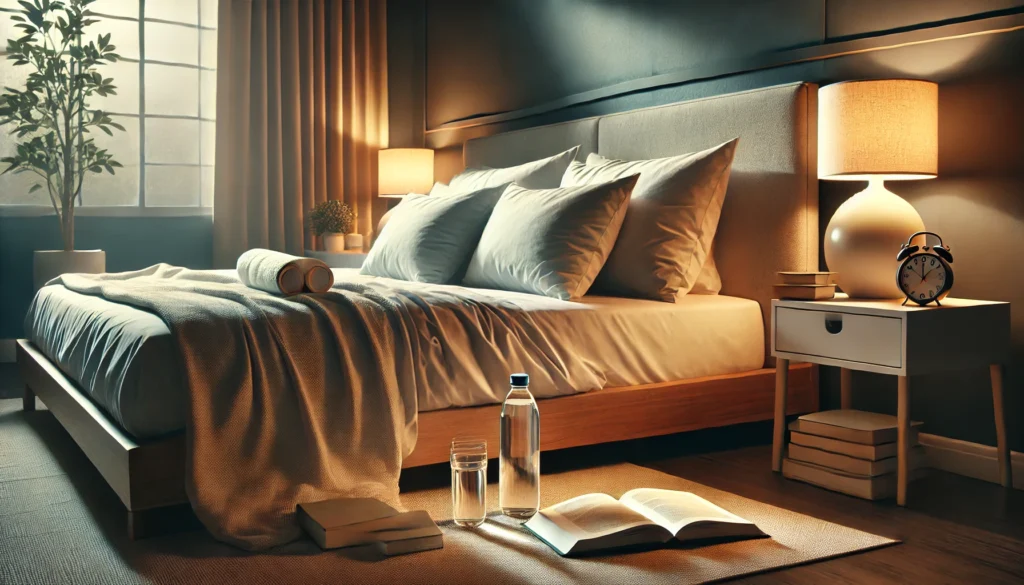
[297,497,443,555]
[782,410,925,500]
[773,271,837,300]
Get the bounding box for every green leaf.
[29,183,42,193]
[99,125,111,135]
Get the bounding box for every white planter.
[323,233,346,253]
[344,233,364,251]
[34,250,106,291]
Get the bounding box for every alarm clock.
[895,231,954,306]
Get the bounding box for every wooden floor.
[406,422,1024,584]
[3,361,1023,583]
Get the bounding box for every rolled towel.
[236,249,334,295]
[303,262,335,293]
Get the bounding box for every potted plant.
[309,200,357,252]
[0,0,124,289]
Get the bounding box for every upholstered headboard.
[463,82,819,363]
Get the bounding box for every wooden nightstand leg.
[840,368,853,410]
[990,364,1012,488]
[897,376,910,506]
[772,358,790,472]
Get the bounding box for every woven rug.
[0,399,897,584]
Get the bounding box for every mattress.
[25,269,764,439]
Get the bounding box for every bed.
[18,82,820,538]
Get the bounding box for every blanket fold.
[236,248,334,295]
[51,264,591,550]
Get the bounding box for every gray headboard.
[463,82,819,364]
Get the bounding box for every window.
[0,0,216,211]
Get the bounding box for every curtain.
[213,0,388,267]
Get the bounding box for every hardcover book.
[790,410,922,445]
[297,498,442,555]
[788,443,923,477]
[524,488,765,556]
[782,458,927,500]
[772,284,836,300]
[789,431,902,461]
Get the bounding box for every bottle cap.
[510,373,529,386]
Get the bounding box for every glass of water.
[451,438,488,527]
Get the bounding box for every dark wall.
[389,0,1024,451]
[0,216,213,338]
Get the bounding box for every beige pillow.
[688,246,722,295]
[450,146,579,190]
[561,139,738,301]
[463,175,639,300]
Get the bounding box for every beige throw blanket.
[55,265,425,550]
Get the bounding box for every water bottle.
[499,373,540,519]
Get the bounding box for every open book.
[523,488,765,556]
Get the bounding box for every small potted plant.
[0,0,124,289]
[309,200,357,252]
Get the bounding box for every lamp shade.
[378,148,434,197]
[818,80,938,180]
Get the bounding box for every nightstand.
[770,295,1012,505]
[306,249,367,269]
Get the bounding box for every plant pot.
[34,250,106,291]
[344,233,364,251]
[323,233,346,253]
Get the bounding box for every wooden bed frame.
[17,339,817,537]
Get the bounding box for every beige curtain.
[214,0,388,267]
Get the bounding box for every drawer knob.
[824,314,843,334]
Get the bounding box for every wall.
[0,215,213,338]
[388,0,1024,451]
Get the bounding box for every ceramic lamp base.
[824,179,925,299]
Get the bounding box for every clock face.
[899,254,949,303]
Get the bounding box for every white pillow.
[561,139,738,301]
[450,146,580,190]
[361,183,507,283]
[463,175,639,301]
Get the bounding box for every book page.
[538,493,656,539]
[620,489,751,534]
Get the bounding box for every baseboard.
[919,432,1023,490]
[0,339,15,363]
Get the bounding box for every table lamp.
[819,79,938,298]
[378,148,434,198]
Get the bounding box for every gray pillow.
[361,183,506,283]
[561,139,738,301]
[463,175,639,300]
[449,146,580,190]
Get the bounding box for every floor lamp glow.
[820,80,938,298]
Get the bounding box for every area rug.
[0,399,897,584]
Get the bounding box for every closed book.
[773,284,835,300]
[299,501,443,555]
[363,510,444,556]
[790,410,922,445]
[297,497,401,550]
[789,431,901,461]
[788,443,924,477]
[777,272,836,285]
[782,458,927,500]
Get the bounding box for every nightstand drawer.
[775,307,902,368]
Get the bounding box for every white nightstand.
[306,250,367,269]
[771,294,1012,505]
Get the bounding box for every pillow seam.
[676,150,733,297]
[569,188,631,300]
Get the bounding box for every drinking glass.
[450,438,488,527]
